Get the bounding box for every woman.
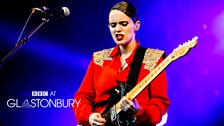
[73,1,170,126]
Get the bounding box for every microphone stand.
[0,15,51,68]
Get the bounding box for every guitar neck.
[114,55,172,113]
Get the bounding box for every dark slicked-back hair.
[110,1,139,23]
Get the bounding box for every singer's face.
[108,10,136,46]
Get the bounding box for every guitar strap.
[123,46,146,94]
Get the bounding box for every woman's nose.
[115,24,122,32]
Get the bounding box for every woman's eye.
[110,23,117,28]
[120,21,128,26]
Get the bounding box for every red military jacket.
[73,43,170,125]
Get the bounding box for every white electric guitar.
[98,36,198,125]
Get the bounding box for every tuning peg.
[194,36,198,40]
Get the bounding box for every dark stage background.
[0,0,224,126]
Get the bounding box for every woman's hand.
[120,97,140,114]
[89,113,106,126]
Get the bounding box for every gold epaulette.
[143,48,164,71]
[93,48,114,67]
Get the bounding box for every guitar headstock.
[170,36,198,61]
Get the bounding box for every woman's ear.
[134,21,141,31]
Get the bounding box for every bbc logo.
[32,91,48,96]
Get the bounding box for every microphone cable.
[15,9,36,47]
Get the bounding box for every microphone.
[32,6,70,17]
